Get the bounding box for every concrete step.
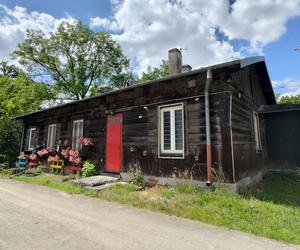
[74,175,120,187]
[85,182,128,191]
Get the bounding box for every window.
[253,112,262,152]
[72,119,83,149]
[28,128,36,150]
[159,103,184,157]
[47,124,56,148]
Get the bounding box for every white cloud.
[90,17,120,32]
[0,4,75,62]
[272,78,300,97]
[222,0,300,50]
[90,0,300,74]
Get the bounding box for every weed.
[129,163,145,188]
[82,161,99,177]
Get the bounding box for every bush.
[82,161,99,177]
[129,165,145,188]
[0,119,21,167]
[0,154,7,164]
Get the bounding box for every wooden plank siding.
[229,64,268,181]
[20,61,275,183]
[20,69,235,182]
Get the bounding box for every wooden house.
[16,49,298,190]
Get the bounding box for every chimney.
[168,48,182,76]
[181,64,192,73]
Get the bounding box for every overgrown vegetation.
[82,161,99,177]
[1,171,300,244]
[129,165,145,188]
[251,171,300,206]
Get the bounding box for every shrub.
[0,119,22,167]
[0,154,7,164]
[129,164,145,188]
[82,161,99,177]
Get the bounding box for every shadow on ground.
[250,171,300,207]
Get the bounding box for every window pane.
[30,129,36,149]
[175,109,183,150]
[163,111,171,150]
[52,125,56,148]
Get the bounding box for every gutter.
[205,69,213,185]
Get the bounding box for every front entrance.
[106,113,123,173]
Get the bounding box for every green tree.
[0,74,50,119]
[0,119,21,167]
[12,21,130,100]
[138,60,169,83]
[0,73,50,167]
[278,94,300,104]
[0,61,22,78]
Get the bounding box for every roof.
[14,56,275,119]
[259,104,300,113]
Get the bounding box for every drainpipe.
[205,69,213,186]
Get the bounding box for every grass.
[1,171,300,244]
[251,171,300,206]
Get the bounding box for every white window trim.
[158,103,184,159]
[28,127,36,150]
[253,112,262,152]
[72,119,83,149]
[47,124,56,148]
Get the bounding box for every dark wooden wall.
[21,68,236,181]
[229,64,268,181]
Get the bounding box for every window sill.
[159,153,185,159]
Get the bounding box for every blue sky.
[0,0,299,96]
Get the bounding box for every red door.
[106,113,123,173]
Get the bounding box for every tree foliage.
[0,72,50,167]
[138,60,168,83]
[0,119,21,167]
[278,94,300,104]
[0,74,50,119]
[0,61,22,78]
[12,21,130,100]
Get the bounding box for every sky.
[0,0,299,97]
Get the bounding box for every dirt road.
[0,178,298,250]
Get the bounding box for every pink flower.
[61,147,70,158]
[78,137,92,146]
[29,154,37,161]
[37,148,49,157]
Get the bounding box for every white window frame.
[28,127,36,150]
[253,112,262,152]
[72,119,83,150]
[158,103,184,158]
[47,124,57,148]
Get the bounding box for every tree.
[278,94,300,104]
[0,119,21,167]
[0,74,50,119]
[138,60,169,83]
[0,61,21,78]
[0,73,50,167]
[12,21,130,100]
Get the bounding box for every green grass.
[251,171,300,206]
[1,171,300,244]
[11,174,100,198]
